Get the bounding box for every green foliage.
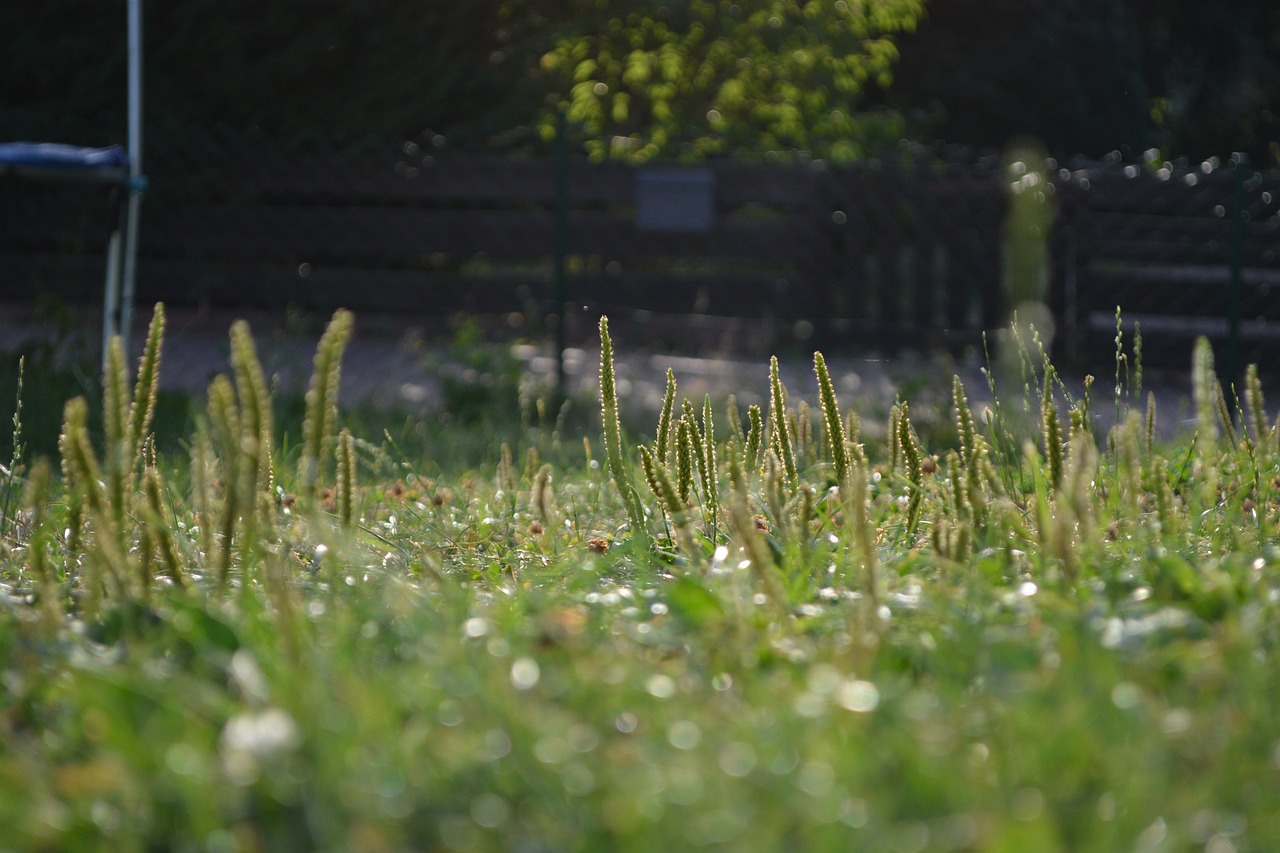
[768,356,798,490]
[6,314,1280,850]
[298,309,354,500]
[335,427,357,528]
[814,351,850,489]
[0,356,26,540]
[432,316,526,426]
[539,0,924,160]
[598,316,650,552]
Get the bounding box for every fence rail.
[3,135,1279,370]
[1052,160,1280,373]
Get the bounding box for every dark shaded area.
[884,0,1150,156]
[0,0,545,149]
[2,1,1276,160]
[884,0,1280,162]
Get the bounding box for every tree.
[534,0,926,161]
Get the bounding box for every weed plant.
[2,305,1280,851]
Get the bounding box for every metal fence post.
[553,110,569,401]
[1227,155,1246,387]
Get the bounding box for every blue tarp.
[0,142,129,171]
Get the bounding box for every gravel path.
[0,302,1203,442]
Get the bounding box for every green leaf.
[665,575,725,627]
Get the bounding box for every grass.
[2,306,1280,851]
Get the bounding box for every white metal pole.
[120,0,143,356]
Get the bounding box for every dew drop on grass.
[807,664,842,695]
[437,700,464,726]
[1011,787,1045,822]
[463,617,489,638]
[717,741,757,777]
[561,763,596,796]
[376,773,407,801]
[482,729,512,761]
[892,822,931,853]
[1111,681,1143,710]
[438,815,476,851]
[615,712,638,733]
[228,650,268,703]
[510,657,540,690]
[534,736,570,765]
[667,720,701,750]
[665,766,705,804]
[1160,708,1193,737]
[646,674,676,699]
[470,793,510,828]
[220,707,300,784]
[567,723,600,753]
[209,828,245,853]
[769,748,800,775]
[841,798,870,828]
[635,793,666,822]
[1097,793,1116,821]
[793,692,826,718]
[837,679,880,713]
[164,743,204,777]
[90,801,122,834]
[797,761,835,797]
[1136,817,1168,847]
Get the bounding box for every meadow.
[1,305,1278,852]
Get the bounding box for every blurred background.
[1,0,1278,375]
